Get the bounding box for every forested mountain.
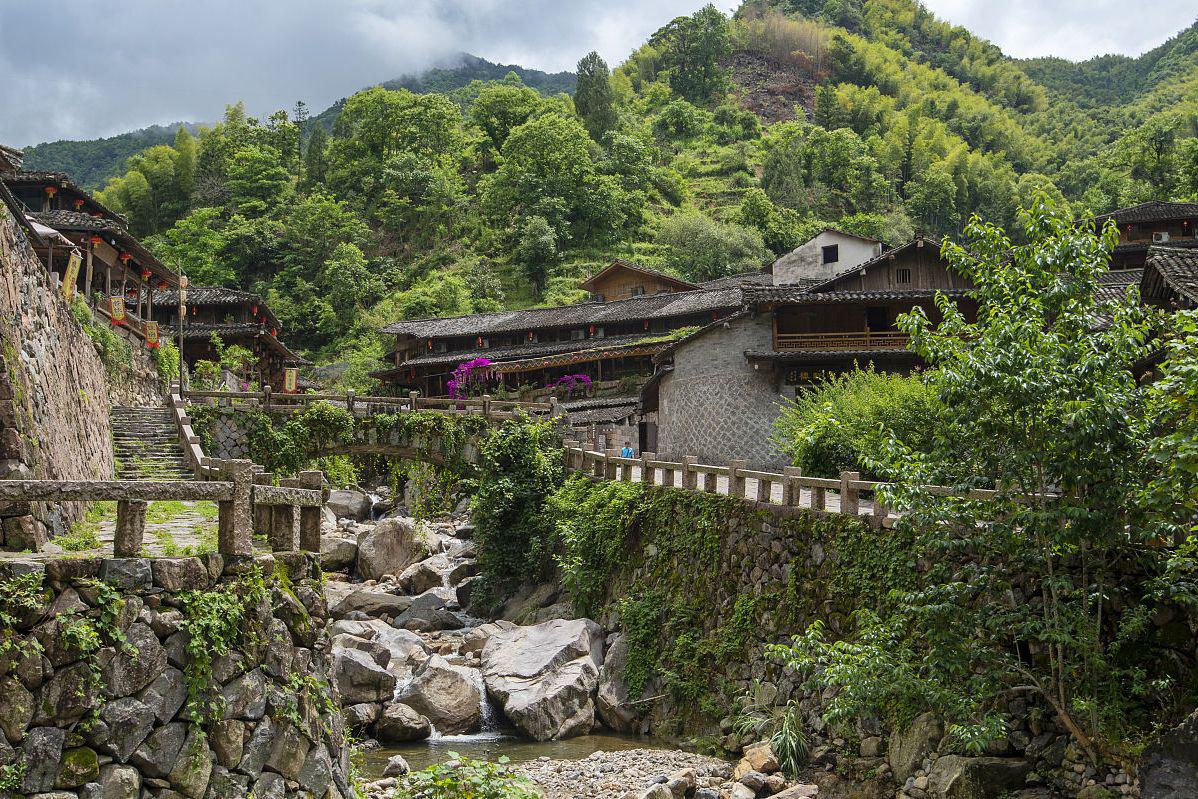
[62,0,1198,387]
[20,123,202,188]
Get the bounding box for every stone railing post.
[872,493,889,528]
[811,484,826,511]
[548,396,561,418]
[298,470,324,552]
[271,477,300,552]
[681,456,697,490]
[640,452,656,486]
[346,390,356,415]
[114,499,147,557]
[408,390,419,412]
[661,460,676,487]
[604,448,618,481]
[703,468,718,493]
[756,473,771,503]
[728,459,748,498]
[481,394,492,420]
[783,467,803,507]
[253,471,274,537]
[840,470,860,516]
[263,385,272,411]
[218,459,254,556]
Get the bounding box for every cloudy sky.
[1,0,1194,147]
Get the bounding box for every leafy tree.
[225,145,291,216]
[652,4,732,104]
[303,125,329,188]
[147,208,234,285]
[516,215,557,294]
[574,51,617,140]
[906,166,960,235]
[656,212,769,281]
[173,127,197,201]
[470,82,543,152]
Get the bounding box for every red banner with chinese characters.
[145,321,159,349]
[109,296,126,325]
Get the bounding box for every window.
[896,268,912,285]
[821,244,839,265]
[433,341,448,353]
[630,286,645,296]
[570,328,586,340]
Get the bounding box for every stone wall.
[656,313,787,469]
[0,205,114,547]
[105,328,165,408]
[0,552,350,799]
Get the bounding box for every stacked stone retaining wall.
[0,552,349,799]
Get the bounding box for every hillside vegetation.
[72,0,1198,387]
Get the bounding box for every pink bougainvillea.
[447,357,495,399]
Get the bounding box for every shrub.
[402,755,540,799]
[771,367,940,477]
[656,212,770,281]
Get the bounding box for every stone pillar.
[640,452,656,487]
[783,467,803,507]
[681,456,697,490]
[661,461,675,488]
[114,500,147,557]
[728,459,748,498]
[218,459,254,556]
[253,472,274,537]
[298,470,324,553]
[604,448,618,481]
[409,390,419,411]
[271,478,300,552]
[811,485,826,512]
[703,470,718,493]
[840,471,860,516]
[756,474,771,503]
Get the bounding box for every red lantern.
[588,324,595,335]
[140,268,152,281]
[427,339,433,350]
[73,199,85,210]
[527,331,534,341]
[89,235,103,247]
[643,320,649,330]
[44,186,57,198]
[476,336,483,346]
[157,280,169,290]
[251,304,259,315]
[271,328,278,338]
[119,252,132,264]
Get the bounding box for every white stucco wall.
[772,230,883,285]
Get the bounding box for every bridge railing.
[563,443,1048,527]
[180,387,560,421]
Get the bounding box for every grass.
[51,501,115,552]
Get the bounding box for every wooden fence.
[180,387,560,421]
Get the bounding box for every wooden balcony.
[773,330,909,351]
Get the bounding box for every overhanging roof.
[577,259,701,293]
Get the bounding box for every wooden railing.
[773,330,909,351]
[563,444,1043,526]
[181,387,561,421]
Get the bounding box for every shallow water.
[361,728,674,775]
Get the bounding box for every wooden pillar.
[217,460,254,556]
[104,261,111,298]
[298,470,324,553]
[840,470,860,516]
[728,459,748,498]
[114,500,147,557]
[84,248,94,306]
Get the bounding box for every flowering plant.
[447,357,496,399]
[550,373,593,398]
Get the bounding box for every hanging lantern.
[588,324,595,335]
[73,199,85,210]
[140,268,152,281]
[89,235,103,247]
[257,314,266,324]
[476,336,483,346]
[527,331,534,341]
[157,280,168,290]
[427,339,433,350]
[118,252,132,264]
[44,186,57,198]
[711,311,718,321]
[643,319,649,330]
[251,304,259,315]
[271,328,278,338]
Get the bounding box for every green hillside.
[20,123,201,188]
[48,0,1198,389]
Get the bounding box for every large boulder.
[329,587,413,620]
[333,647,397,704]
[889,711,943,783]
[481,618,605,741]
[395,654,481,735]
[375,702,433,743]
[925,756,1030,799]
[327,489,371,521]
[356,518,425,581]
[397,555,450,595]
[329,619,431,680]
[396,590,464,633]
[320,536,358,572]
[1141,706,1198,798]
[596,633,642,734]
[460,621,517,657]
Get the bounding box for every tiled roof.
[8,174,129,226]
[0,145,22,173]
[744,287,971,304]
[152,286,262,307]
[1114,239,1198,252]
[697,272,772,290]
[493,339,667,373]
[164,322,308,363]
[375,333,663,374]
[1144,246,1198,305]
[28,210,177,286]
[578,259,700,292]
[380,287,744,337]
[1094,201,1198,225]
[563,398,639,425]
[1095,269,1144,304]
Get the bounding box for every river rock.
[889,711,942,783]
[497,582,560,624]
[329,620,430,679]
[327,489,371,521]
[328,585,413,620]
[1141,706,1198,798]
[320,536,359,572]
[356,518,425,581]
[343,703,381,729]
[460,621,517,657]
[396,555,449,595]
[383,755,411,777]
[395,654,481,735]
[597,633,642,734]
[926,755,1030,799]
[375,703,433,743]
[333,647,397,704]
[482,618,605,741]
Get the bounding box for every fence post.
[253,472,274,537]
[271,477,300,552]
[783,467,802,507]
[811,484,826,512]
[728,459,748,498]
[548,396,561,418]
[703,468,717,493]
[113,500,147,557]
[298,470,324,553]
[640,452,656,486]
[604,448,618,481]
[872,492,889,528]
[409,390,419,412]
[481,394,492,420]
[681,456,697,490]
[218,459,254,556]
[661,461,676,488]
[840,470,860,516]
[756,474,771,503]
[263,385,272,411]
[346,390,356,415]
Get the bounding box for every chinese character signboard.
[284,367,298,393]
[62,252,82,303]
[145,321,159,349]
[109,296,126,325]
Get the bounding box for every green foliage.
[70,296,132,376]
[471,417,565,598]
[153,337,181,391]
[733,690,809,775]
[402,755,540,799]
[575,52,618,141]
[0,571,49,663]
[652,4,733,103]
[656,212,770,281]
[771,367,941,477]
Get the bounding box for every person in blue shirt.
[619,444,635,459]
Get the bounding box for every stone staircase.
[110,406,192,481]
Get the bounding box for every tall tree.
[173,127,197,203]
[303,125,328,187]
[652,4,731,104]
[574,51,617,141]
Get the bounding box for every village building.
[1094,201,1198,268]
[1140,245,1198,312]
[769,228,884,285]
[642,237,975,468]
[147,286,308,389]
